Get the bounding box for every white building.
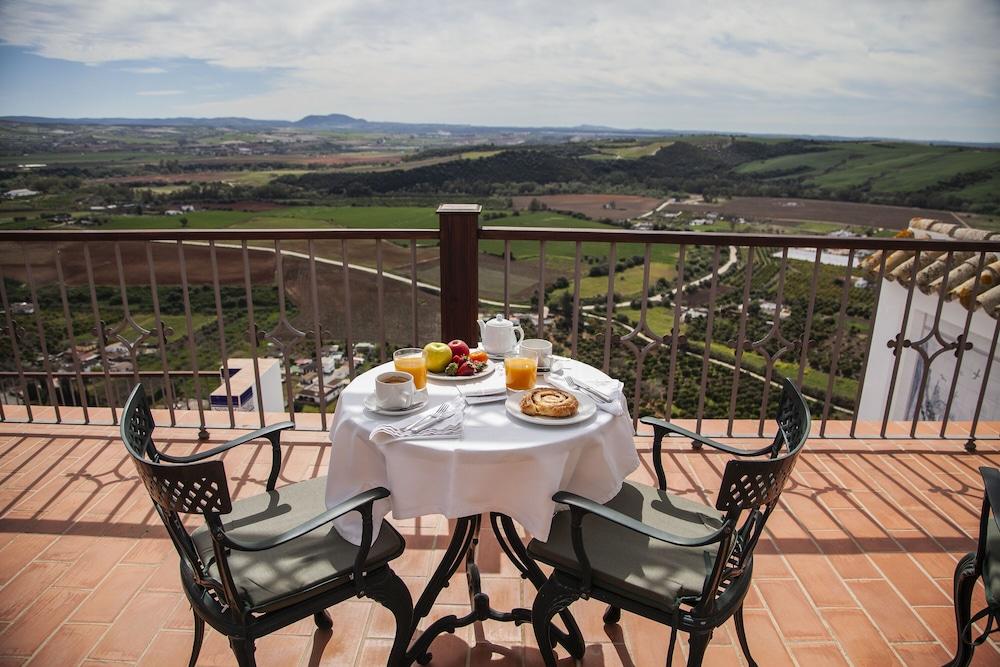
[211,358,285,413]
[857,218,1000,423]
[4,188,39,198]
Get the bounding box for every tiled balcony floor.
[1,417,999,666]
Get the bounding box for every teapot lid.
[485,313,513,328]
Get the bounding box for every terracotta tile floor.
[1,416,999,666]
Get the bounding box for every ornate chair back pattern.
[120,385,233,603]
[710,377,809,592]
[122,384,158,461]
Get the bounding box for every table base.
[404,513,585,666]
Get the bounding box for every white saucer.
[363,389,429,416]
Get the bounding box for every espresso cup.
[520,339,553,370]
[375,372,415,410]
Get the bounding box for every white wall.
[857,281,1000,423]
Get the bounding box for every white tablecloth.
[325,358,640,545]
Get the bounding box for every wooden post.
[437,203,481,345]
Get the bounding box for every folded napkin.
[457,381,508,405]
[548,372,625,416]
[369,398,465,444]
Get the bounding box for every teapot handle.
[513,324,524,345]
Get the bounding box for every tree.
[179,217,189,228]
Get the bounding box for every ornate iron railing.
[1,207,998,448]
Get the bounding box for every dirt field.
[512,194,663,221]
[1,241,440,346]
[95,172,250,186]
[662,197,962,229]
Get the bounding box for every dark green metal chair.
[527,377,810,667]
[120,384,413,667]
[947,466,1000,666]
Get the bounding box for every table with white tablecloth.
[325,358,639,544]
[325,357,640,663]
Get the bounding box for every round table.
[325,358,640,664]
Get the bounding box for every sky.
[0,0,998,142]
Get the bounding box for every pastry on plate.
[520,388,579,418]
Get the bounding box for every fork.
[557,372,614,403]
[407,402,454,434]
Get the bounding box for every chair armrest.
[158,421,295,490]
[216,486,390,552]
[640,417,772,457]
[981,467,1000,529]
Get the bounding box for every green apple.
[423,342,452,373]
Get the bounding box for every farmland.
[659,196,965,229]
[2,118,997,420]
[511,194,664,221]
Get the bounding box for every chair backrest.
[716,377,809,513]
[120,385,235,606]
[699,377,810,609]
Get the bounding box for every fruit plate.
[505,392,597,426]
[427,360,497,382]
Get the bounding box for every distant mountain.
[1,113,997,146]
[0,112,669,138]
[294,113,368,129]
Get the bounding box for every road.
[581,244,739,312]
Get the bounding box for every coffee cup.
[520,339,553,370]
[375,372,415,410]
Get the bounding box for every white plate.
[427,360,496,382]
[505,391,597,426]
[363,389,429,416]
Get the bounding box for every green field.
[101,210,257,229]
[618,305,676,336]
[736,141,1000,203]
[133,313,216,343]
[80,206,663,267]
[596,140,674,159]
[551,262,676,300]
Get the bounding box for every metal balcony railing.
[1,205,998,448]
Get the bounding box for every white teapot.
[478,314,524,356]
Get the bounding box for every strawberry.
[457,362,475,376]
[452,355,464,364]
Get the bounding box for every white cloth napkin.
[369,398,465,444]
[457,379,508,405]
[548,372,625,416]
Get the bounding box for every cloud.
[136,89,183,96]
[0,0,998,139]
[120,66,166,74]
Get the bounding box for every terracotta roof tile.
[861,218,1000,318]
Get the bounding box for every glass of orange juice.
[393,348,428,390]
[504,350,537,391]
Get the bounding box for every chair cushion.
[528,480,724,611]
[984,512,1000,608]
[191,476,404,613]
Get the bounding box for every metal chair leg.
[366,567,414,667]
[946,552,978,667]
[603,605,621,624]
[188,611,205,667]
[686,630,712,667]
[532,577,580,667]
[733,605,757,667]
[229,637,256,667]
[313,610,333,630]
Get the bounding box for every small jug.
[477,314,524,356]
